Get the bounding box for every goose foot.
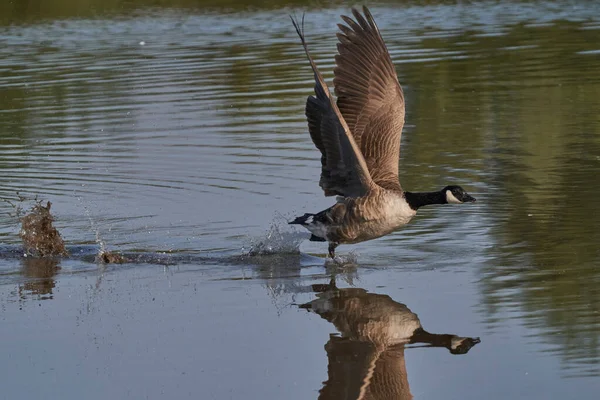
[328,242,338,259]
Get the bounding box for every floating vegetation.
[19,200,69,257]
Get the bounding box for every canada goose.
[289,7,476,258]
[300,282,480,399]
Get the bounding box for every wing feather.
[334,6,405,191]
[291,15,373,198]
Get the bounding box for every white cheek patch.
[445,190,463,204]
[450,336,463,350]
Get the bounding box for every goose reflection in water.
[300,281,480,400]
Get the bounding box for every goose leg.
[328,242,338,259]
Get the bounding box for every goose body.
[289,7,476,257]
[293,189,415,246]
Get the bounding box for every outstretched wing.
[334,6,405,191]
[291,16,373,198]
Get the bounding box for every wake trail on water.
[3,197,357,265]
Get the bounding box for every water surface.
[1,1,600,399]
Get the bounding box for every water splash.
[19,200,68,257]
[79,198,127,264]
[244,217,309,256]
[81,199,107,255]
[326,251,359,266]
[243,216,362,262]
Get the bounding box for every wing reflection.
[301,281,480,400]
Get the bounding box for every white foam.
[245,218,309,256]
[325,250,359,266]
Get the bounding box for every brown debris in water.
[97,250,128,264]
[19,201,69,257]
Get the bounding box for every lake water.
[1,1,600,399]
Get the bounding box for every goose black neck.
[404,190,445,210]
[409,328,453,350]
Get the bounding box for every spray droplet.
[245,219,308,256]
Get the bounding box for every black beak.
[464,194,476,203]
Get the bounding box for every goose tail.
[288,213,314,226]
[289,213,328,242]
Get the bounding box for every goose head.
[443,185,476,204]
[448,335,481,354]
